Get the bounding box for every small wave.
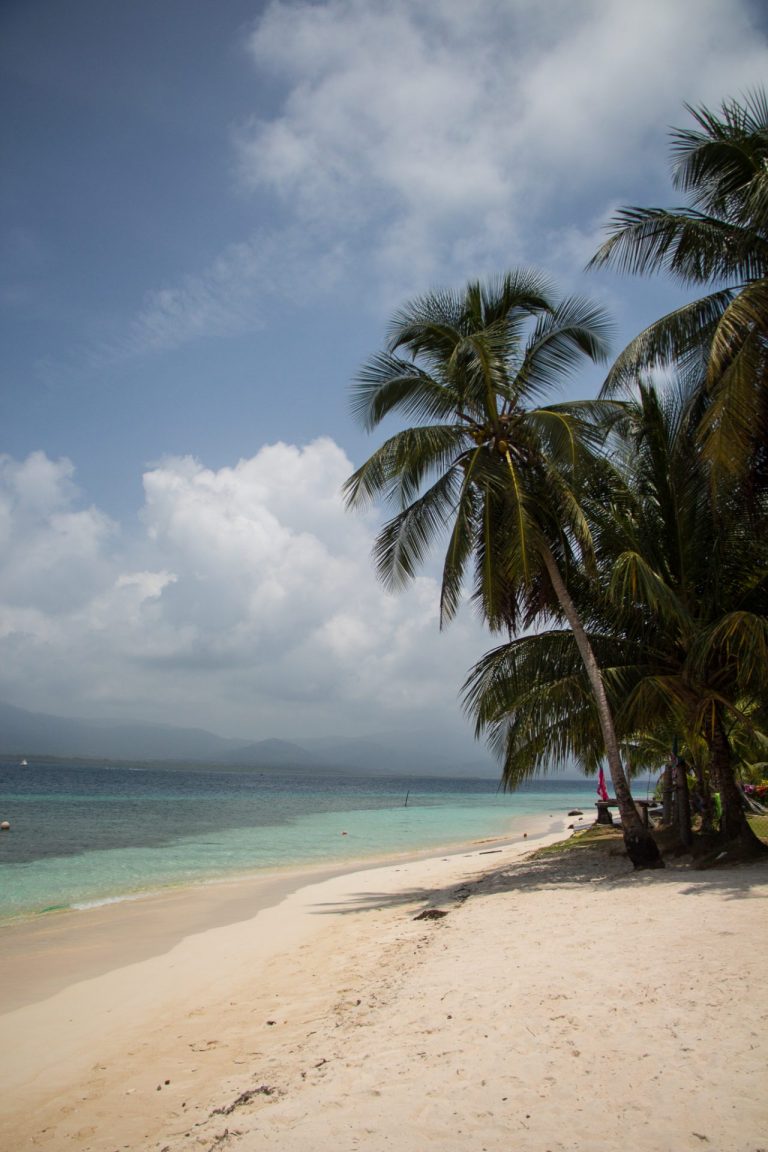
[70,891,154,911]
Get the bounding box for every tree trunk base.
[695,826,768,868]
[623,828,665,869]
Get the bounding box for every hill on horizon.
[0,700,497,777]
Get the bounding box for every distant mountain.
[298,736,403,772]
[218,738,320,768]
[297,733,495,777]
[0,700,498,777]
[0,700,249,762]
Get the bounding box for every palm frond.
[342,425,467,511]
[350,355,458,431]
[462,631,598,784]
[699,341,768,478]
[614,674,696,734]
[515,296,613,402]
[609,547,692,628]
[589,207,768,283]
[439,467,481,626]
[599,289,735,395]
[672,90,768,219]
[371,465,465,590]
[687,611,768,693]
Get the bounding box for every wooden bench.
[595,799,659,828]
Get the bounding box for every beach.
[2,821,766,1152]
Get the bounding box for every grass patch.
[529,815,768,869]
[747,813,768,845]
[529,824,624,859]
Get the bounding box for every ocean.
[0,761,603,923]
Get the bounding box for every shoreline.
[1,780,595,925]
[0,811,568,1013]
[2,821,767,1151]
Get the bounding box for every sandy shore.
[2,820,766,1152]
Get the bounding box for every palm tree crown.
[589,90,768,477]
[344,270,613,631]
[591,91,768,285]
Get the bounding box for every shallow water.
[0,761,600,921]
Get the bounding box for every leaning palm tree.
[588,90,768,480]
[343,270,663,868]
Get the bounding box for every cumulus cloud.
[0,445,488,740]
[122,0,768,354]
[239,0,766,285]
[0,452,117,613]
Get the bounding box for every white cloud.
[113,227,348,357]
[121,0,768,354]
[0,446,487,740]
[0,452,117,612]
[0,450,78,516]
[239,0,768,285]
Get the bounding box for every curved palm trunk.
[540,546,664,869]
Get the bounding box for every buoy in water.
[0,821,10,831]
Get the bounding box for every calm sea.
[0,761,602,923]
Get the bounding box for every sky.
[2,0,767,754]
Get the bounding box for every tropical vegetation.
[465,376,768,857]
[589,88,768,481]
[587,89,768,857]
[345,91,768,869]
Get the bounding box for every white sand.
[2,823,766,1152]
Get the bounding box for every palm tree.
[343,271,663,868]
[588,90,768,480]
[465,378,768,857]
[607,382,768,852]
[600,381,768,854]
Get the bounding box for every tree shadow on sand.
[308,839,768,919]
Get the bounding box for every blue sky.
[2,0,767,750]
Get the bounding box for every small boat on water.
[20,758,28,767]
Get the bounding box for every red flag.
[597,766,609,801]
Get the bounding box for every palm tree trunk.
[540,545,664,869]
[661,763,674,825]
[694,758,716,834]
[709,706,767,858]
[674,757,692,849]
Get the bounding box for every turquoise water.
[0,762,600,922]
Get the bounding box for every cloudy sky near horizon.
[2,0,767,750]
